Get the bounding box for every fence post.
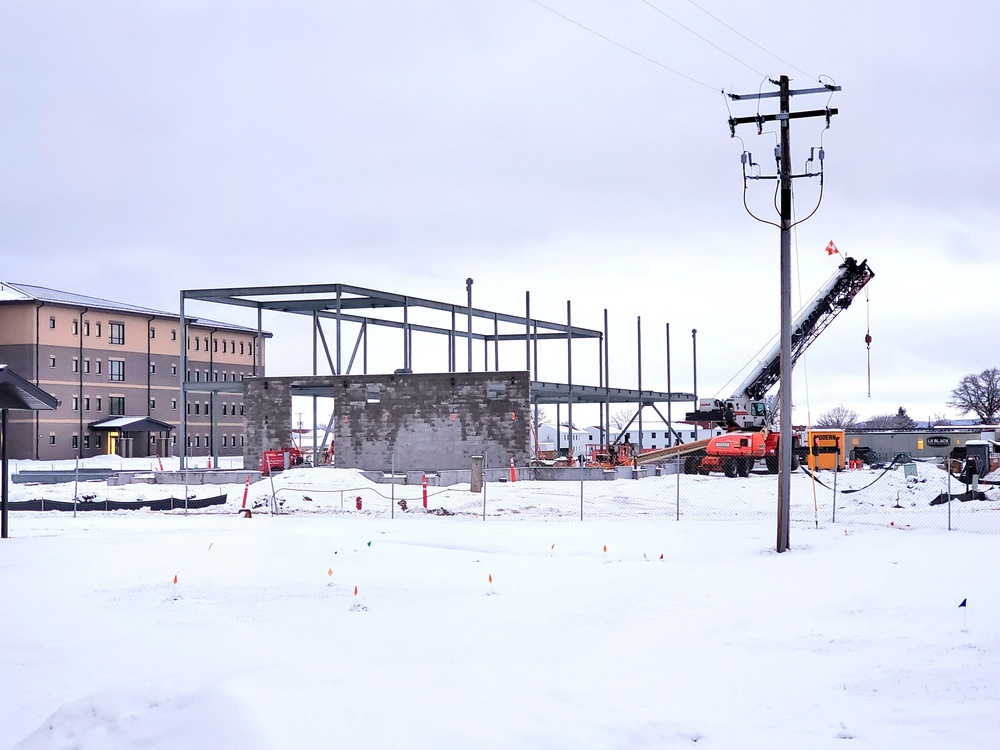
[481,454,487,520]
[947,469,952,531]
[676,452,681,521]
[580,462,584,521]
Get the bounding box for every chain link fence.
[6,451,998,533]
[249,454,1000,533]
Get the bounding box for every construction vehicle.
[259,447,305,476]
[683,256,874,476]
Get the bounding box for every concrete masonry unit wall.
[243,371,531,473]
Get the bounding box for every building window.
[84,397,90,411]
[110,322,125,345]
[195,402,200,415]
[222,435,228,447]
[222,340,227,353]
[49,434,56,445]
[84,321,90,336]
[203,338,208,350]
[95,322,102,338]
[230,340,235,353]
[213,339,218,353]
[149,362,156,374]
[150,398,156,410]
[72,358,79,373]
[72,435,79,449]
[195,371,200,382]
[84,359,90,374]
[239,342,244,354]
[187,402,191,415]
[71,396,79,410]
[171,399,177,411]
[239,404,244,415]
[222,404,228,416]
[195,436,201,448]
[49,356,56,368]
[186,369,191,380]
[95,397,102,411]
[72,320,79,335]
[96,360,102,375]
[48,317,55,329]
[171,329,177,341]
[240,436,244,447]
[109,396,125,415]
[149,327,155,339]
[171,364,177,375]
[84,434,90,449]
[109,360,125,382]
[195,338,200,351]
[213,370,218,382]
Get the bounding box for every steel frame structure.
[178,283,694,465]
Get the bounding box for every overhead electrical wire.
[682,0,819,82]
[528,0,717,91]
[636,0,765,78]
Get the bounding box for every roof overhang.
[90,416,174,432]
[0,365,59,411]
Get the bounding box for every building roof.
[0,282,267,336]
[0,365,59,410]
[90,416,174,432]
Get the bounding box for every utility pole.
[728,75,840,553]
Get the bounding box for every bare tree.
[609,407,634,432]
[947,368,1000,423]
[531,406,551,430]
[815,404,860,429]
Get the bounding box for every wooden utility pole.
[727,76,840,553]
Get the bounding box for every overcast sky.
[2,1,998,426]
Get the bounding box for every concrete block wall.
[335,371,531,473]
[243,378,293,468]
[242,371,532,473]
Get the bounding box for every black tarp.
[7,494,229,512]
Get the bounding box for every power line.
[683,0,817,81]
[528,0,718,92]
[637,0,765,78]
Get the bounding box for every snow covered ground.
[2,460,999,748]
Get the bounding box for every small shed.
[0,365,59,538]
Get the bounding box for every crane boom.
[687,256,874,430]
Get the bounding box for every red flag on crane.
[825,240,839,255]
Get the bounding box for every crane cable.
[865,285,873,397]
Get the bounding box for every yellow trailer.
[806,429,846,471]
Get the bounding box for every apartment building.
[0,282,266,460]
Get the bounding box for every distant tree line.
[812,367,1000,429]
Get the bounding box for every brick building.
[0,282,266,460]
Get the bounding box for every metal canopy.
[1,365,58,540]
[0,364,60,411]
[90,416,174,433]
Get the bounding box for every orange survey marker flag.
[825,240,839,255]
